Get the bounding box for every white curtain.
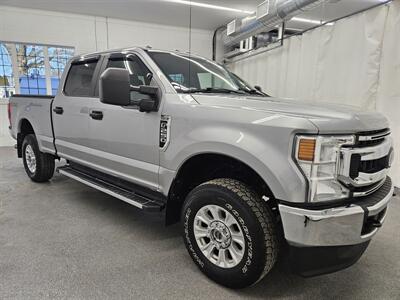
[231,1,400,186]
[376,1,400,188]
[0,100,14,146]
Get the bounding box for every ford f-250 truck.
[8,47,395,288]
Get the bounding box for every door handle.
[90,110,103,120]
[53,107,64,115]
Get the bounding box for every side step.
[57,166,165,212]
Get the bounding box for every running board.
[57,166,165,212]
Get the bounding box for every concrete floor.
[0,146,399,299]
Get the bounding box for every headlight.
[295,135,355,202]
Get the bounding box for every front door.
[87,53,161,191]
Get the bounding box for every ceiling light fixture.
[162,0,253,14]
[291,17,334,26]
[243,15,257,22]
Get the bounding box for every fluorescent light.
[162,0,253,14]
[291,17,334,26]
[292,17,321,25]
[243,15,257,22]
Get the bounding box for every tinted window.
[106,54,154,103]
[64,59,98,97]
[107,55,152,87]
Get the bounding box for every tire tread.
[23,134,55,182]
[200,178,278,283]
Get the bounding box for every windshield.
[147,50,266,96]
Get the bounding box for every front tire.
[182,178,278,289]
[22,134,55,182]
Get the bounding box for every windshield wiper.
[238,88,269,97]
[182,87,247,95]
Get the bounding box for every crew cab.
[8,47,395,288]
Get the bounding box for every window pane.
[16,44,45,95]
[64,60,98,97]
[106,55,154,103]
[107,55,152,86]
[1,42,74,97]
[0,43,15,98]
[48,46,74,94]
[3,65,12,75]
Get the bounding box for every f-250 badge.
[159,115,171,149]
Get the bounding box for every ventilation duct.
[222,0,334,47]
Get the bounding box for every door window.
[106,54,154,103]
[107,54,152,86]
[64,59,99,97]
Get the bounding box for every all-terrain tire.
[181,178,278,289]
[22,134,55,182]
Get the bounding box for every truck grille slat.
[356,128,390,148]
[338,128,392,197]
[350,154,390,179]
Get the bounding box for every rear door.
[86,52,162,190]
[52,56,103,164]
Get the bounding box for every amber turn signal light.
[298,138,316,161]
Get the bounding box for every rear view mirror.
[99,68,130,106]
[254,85,262,92]
[146,72,153,83]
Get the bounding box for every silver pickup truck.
[8,47,395,288]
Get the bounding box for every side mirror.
[139,99,157,112]
[254,85,262,92]
[132,85,160,113]
[99,68,130,106]
[137,85,158,96]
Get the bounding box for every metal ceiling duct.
[222,0,333,47]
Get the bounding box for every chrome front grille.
[338,129,393,197]
[357,155,391,175]
[349,153,392,179]
[356,128,390,147]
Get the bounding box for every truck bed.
[9,94,56,155]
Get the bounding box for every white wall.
[0,100,13,146]
[231,1,400,186]
[0,5,213,147]
[0,5,213,57]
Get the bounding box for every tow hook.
[371,221,382,228]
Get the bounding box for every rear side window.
[64,59,98,97]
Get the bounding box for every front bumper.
[279,176,393,247]
[279,176,393,276]
[288,241,370,277]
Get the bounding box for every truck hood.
[192,94,389,133]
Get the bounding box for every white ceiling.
[0,0,387,30]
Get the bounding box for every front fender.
[160,123,310,203]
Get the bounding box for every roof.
[73,46,192,62]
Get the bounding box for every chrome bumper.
[279,177,394,247]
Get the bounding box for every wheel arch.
[165,152,280,225]
[17,118,35,158]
